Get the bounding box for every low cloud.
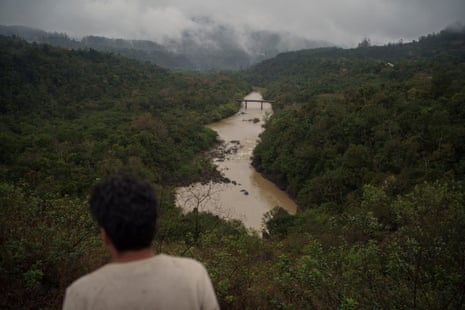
[1,0,464,46]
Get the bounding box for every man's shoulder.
[67,254,207,290]
[66,264,109,294]
[63,265,111,309]
[63,255,218,310]
[157,253,203,265]
[156,254,209,274]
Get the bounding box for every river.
[176,92,297,232]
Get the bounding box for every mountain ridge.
[0,24,333,71]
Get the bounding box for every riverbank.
[176,92,297,231]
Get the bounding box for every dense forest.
[249,28,465,308]
[1,27,465,309]
[251,28,465,208]
[0,36,250,308]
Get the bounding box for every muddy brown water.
[176,92,297,232]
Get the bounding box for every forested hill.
[246,28,465,109]
[0,35,248,194]
[251,28,465,209]
[243,28,465,308]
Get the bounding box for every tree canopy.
[250,28,465,209]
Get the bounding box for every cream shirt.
[63,254,219,310]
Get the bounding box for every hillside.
[247,27,465,109]
[244,28,465,308]
[0,35,250,190]
[250,27,465,207]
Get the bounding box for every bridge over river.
[236,98,274,110]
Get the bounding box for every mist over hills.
[161,16,332,70]
[0,23,332,71]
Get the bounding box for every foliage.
[242,28,465,309]
[0,35,248,192]
[244,27,465,114]
[0,36,248,308]
[251,29,465,209]
[0,182,106,308]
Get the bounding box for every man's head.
[89,174,158,253]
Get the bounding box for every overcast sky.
[1,0,464,47]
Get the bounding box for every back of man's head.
[89,174,158,253]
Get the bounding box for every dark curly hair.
[89,174,158,252]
